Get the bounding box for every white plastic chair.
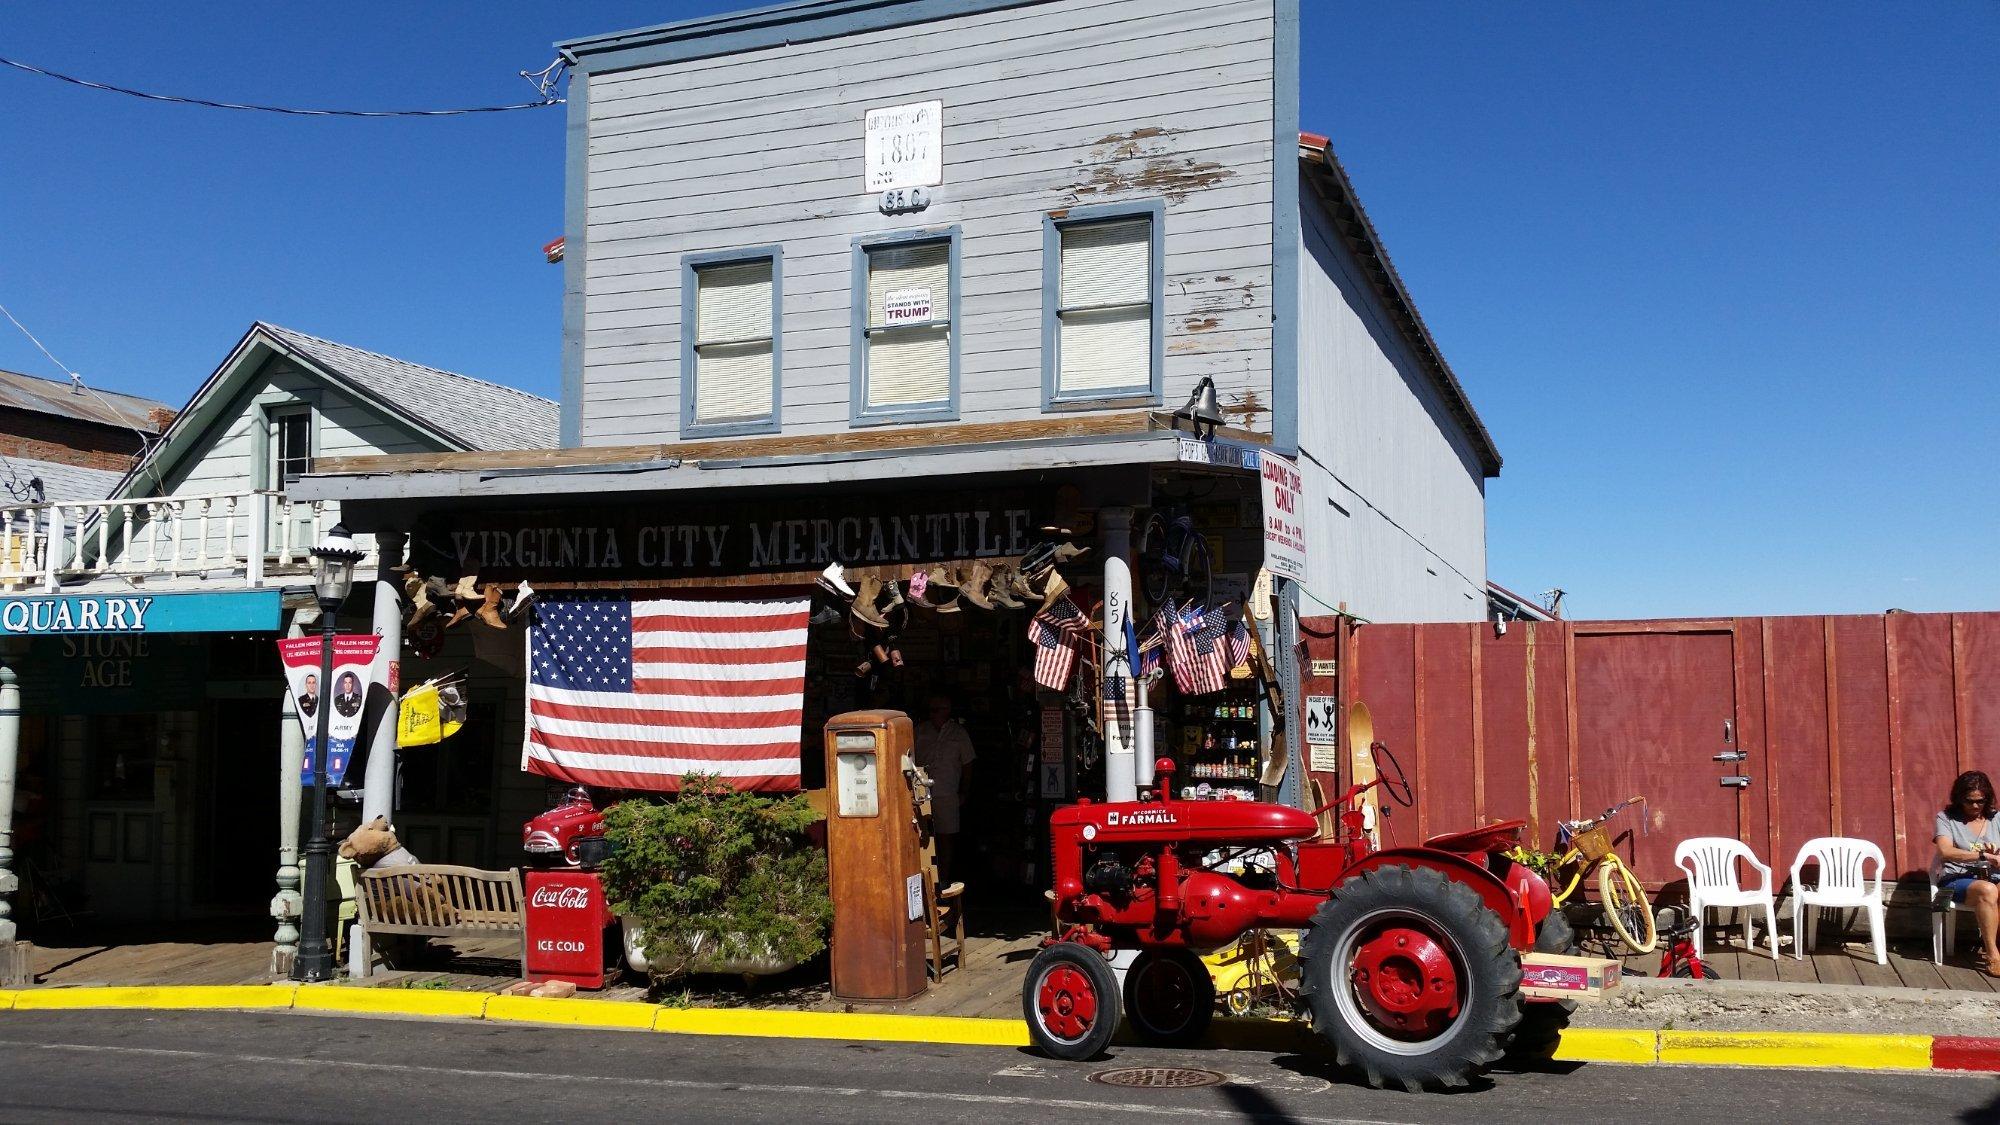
[1676,837,1779,960]
[1932,858,1969,965]
[1790,837,1886,965]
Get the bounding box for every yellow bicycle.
[1551,795,1657,954]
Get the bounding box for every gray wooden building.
[296,0,1503,894]
[312,0,1499,627]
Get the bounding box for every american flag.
[524,595,809,792]
[1169,603,1230,696]
[1138,604,1173,678]
[1227,614,1252,677]
[1029,594,1088,691]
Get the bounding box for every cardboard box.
[1518,951,1623,1000]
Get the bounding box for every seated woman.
[1936,769,2000,974]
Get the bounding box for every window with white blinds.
[1055,215,1156,398]
[862,238,952,412]
[691,257,776,427]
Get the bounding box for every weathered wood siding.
[576,0,1277,443]
[1295,172,1487,622]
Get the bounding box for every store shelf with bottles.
[1175,693,1263,801]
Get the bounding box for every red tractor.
[1023,749,1577,1090]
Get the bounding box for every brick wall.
[0,406,152,471]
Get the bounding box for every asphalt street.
[1,1010,1996,1124]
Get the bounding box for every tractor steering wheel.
[1372,740,1415,808]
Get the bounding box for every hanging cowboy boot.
[407,574,436,625]
[1038,571,1071,613]
[1053,542,1091,565]
[960,561,995,610]
[506,580,536,620]
[851,574,889,630]
[454,574,480,602]
[476,584,506,629]
[922,564,963,613]
[986,564,1023,608]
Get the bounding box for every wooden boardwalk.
[18,915,1997,1008]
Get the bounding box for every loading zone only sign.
[1260,452,1308,584]
[864,100,942,191]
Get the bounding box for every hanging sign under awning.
[0,589,281,635]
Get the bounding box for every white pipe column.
[360,531,406,826]
[1099,508,1136,803]
[0,645,22,952]
[270,608,309,975]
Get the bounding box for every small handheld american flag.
[1029,593,1088,691]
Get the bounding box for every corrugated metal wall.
[1304,612,2000,886]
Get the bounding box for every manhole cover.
[1088,1066,1229,1089]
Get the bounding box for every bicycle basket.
[1573,824,1614,864]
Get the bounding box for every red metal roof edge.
[1298,131,1502,477]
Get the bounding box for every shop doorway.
[197,698,281,909]
[801,594,1056,915]
[79,713,165,922]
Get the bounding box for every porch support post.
[1274,578,1305,809]
[0,647,22,952]
[1098,508,1136,803]
[271,609,308,975]
[360,531,406,827]
[351,531,405,979]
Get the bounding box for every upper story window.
[682,247,780,436]
[269,407,312,486]
[1044,202,1165,407]
[852,229,959,424]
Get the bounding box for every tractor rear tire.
[1511,908,1578,1055]
[1123,948,1215,1047]
[1023,942,1121,1061]
[1299,863,1523,1091]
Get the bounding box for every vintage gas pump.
[824,710,927,1002]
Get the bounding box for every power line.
[0,54,565,117]
[0,298,164,492]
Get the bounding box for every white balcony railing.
[0,490,337,591]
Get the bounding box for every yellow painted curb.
[1553,1028,1658,1064]
[295,986,489,1019]
[1658,1031,1932,1070]
[654,1007,1030,1047]
[0,990,17,1010]
[485,994,658,1030]
[11,985,299,1011]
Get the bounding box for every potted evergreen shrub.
[599,775,830,983]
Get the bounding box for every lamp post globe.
[292,523,366,982]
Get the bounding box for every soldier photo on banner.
[278,634,382,786]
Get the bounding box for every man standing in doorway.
[914,691,975,882]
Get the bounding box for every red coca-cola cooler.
[523,869,619,989]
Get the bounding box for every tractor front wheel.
[1123,948,1215,1047]
[1023,941,1121,1060]
[1300,864,1523,1091]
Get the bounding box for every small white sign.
[1260,452,1308,584]
[1305,694,1339,772]
[906,872,924,922]
[864,100,942,192]
[883,287,934,325]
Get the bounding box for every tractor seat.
[1423,820,1528,855]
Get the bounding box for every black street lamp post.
[291,524,364,983]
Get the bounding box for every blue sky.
[1,3,1992,618]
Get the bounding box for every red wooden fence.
[1300,612,2000,886]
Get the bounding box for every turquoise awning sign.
[0,589,283,635]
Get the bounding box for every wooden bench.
[354,864,525,977]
